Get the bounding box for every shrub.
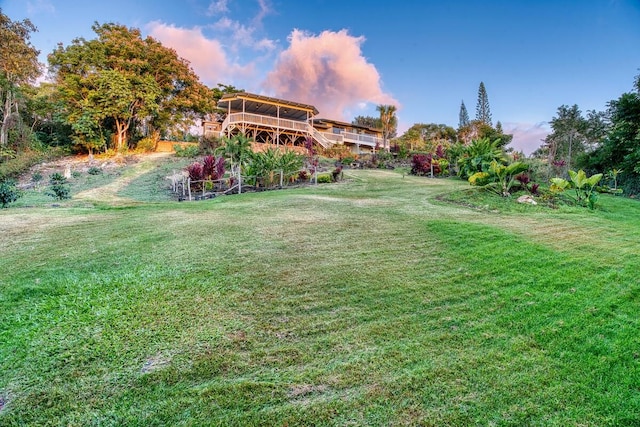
[47,172,71,200]
[298,170,309,181]
[468,172,490,186]
[201,155,226,181]
[331,165,343,182]
[186,162,205,181]
[174,144,200,158]
[87,166,102,175]
[411,153,441,176]
[71,170,82,179]
[136,136,158,153]
[317,174,332,183]
[0,179,21,208]
[31,171,43,187]
[0,150,47,180]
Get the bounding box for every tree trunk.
[114,119,129,152]
[0,89,12,147]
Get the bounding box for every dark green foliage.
[579,76,640,195]
[456,138,506,179]
[87,166,102,175]
[475,82,492,126]
[352,115,381,129]
[173,144,199,157]
[0,179,21,207]
[458,100,469,129]
[46,172,71,200]
[0,149,50,180]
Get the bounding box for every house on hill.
[202,92,384,154]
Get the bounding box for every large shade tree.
[0,10,41,147]
[48,22,214,152]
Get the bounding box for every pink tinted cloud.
[263,29,398,120]
[146,21,254,86]
[503,122,550,155]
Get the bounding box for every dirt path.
[74,152,171,204]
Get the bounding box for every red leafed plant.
[187,162,204,181]
[411,154,441,176]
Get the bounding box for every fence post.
[187,177,192,201]
[238,168,242,194]
[280,170,283,187]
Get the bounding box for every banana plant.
[481,160,530,197]
[568,169,602,209]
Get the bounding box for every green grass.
[1,164,639,426]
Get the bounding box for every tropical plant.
[456,137,506,179]
[484,161,530,197]
[376,104,398,151]
[468,160,529,197]
[216,134,252,171]
[278,149,304,183]
[607,168,623,190]
[569,169,603,209]
[548,169,603,209]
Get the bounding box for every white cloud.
[503,121,550,155]
[145,21,254,86]
[26,0,55,15]
[206,0,229,16]
[262,29,398,121]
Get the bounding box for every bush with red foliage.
[411,154,441,176]
[202,155,226,180]
[187,162,204,181]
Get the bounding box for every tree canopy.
[48,22,214,152]
[0,9,41,146]
[352,115,381,129]
[577,73,640,193]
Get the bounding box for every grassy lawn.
[1,160,639,426]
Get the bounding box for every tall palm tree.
[376,104,397,152]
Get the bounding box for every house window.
[332,127,344,135]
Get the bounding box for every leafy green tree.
[212,84,242,104]
[21,82,73,147]
[376,104,397,151]
[49,22,214,152]
[352,115,381,129]
[397,123,456,152]
[543,105,592,175]
[458,100,469,129]
[458,120,512,147]
[475,82,492,126]
[581,73,640,194]
[0,10,41,147]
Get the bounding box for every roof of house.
[218,92,319,121]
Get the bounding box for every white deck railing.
[219,113,383,149]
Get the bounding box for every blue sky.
[3,0,640,154]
